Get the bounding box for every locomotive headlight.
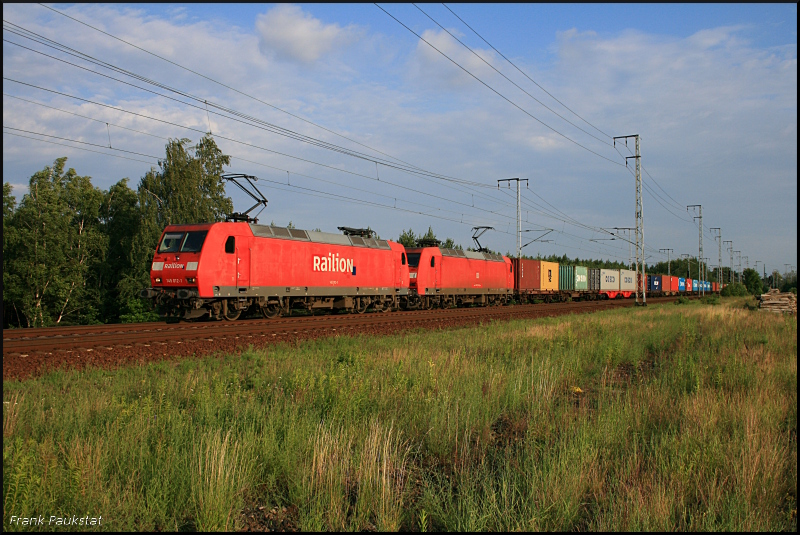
[155,277,162,283]
[186,277,196,284]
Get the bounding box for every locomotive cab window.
[401,253,406,265]
[225,236,235,254]
[510,264,513,273]
[406,253,421,267]
[158,230,208,253]
[430,257,435,268]
[181,230,208,252]
[158,232,184,253]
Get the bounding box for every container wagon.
[513,259,560,302]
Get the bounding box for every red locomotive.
[142,223,409,320]
[404,245,513,309]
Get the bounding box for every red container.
[685,278,693,293]
[668,275,679,293]
[712,282,719,292]
[408,247,512,297]
[511,259,559,291]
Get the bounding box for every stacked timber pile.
[758,289,797,314]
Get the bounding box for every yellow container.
[539,261,559,291]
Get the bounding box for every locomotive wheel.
[222,301,241,321]
[260,304,280,318]
[356,298,368,314]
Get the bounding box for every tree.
[4,158,106,327]
[3,183,19,327]
[100,179,141,320]
[441,237,462,250]
[126,135,233,304]
[741,268,763,296]
[397,228,417,248]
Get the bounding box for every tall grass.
[3,297,796,531]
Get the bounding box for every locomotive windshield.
[158,230,208,253]
[406,252,421,268]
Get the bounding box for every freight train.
[141,222,718,320]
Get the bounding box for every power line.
[36,2,440,177]
[374,3,624,168]
[3,87,524,227]
[3,128,157,165]
[441,3,612,140]
[3,22,493,188]
[5,14,641,251]
[3,126,161,159]
[413,3,612,148]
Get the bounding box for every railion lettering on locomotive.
[164,263,185,270]
[313,253,355,274]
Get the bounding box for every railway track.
[3,296,685,381]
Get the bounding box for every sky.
[3,3,797,275]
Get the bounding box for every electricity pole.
[497,178,528,260]
[734,251,741,283]
[688,205,704,295]
[614,134,644,305]
[710,228,721,292]
[682,253,691,279]
[660,248,673,277]
[724,241,733,283]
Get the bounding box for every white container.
[619,269,636,291]
[600,269,619,291]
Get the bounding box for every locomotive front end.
[141,224,215,320]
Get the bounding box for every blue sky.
[3,3,797,274]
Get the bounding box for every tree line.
[3,135,232,328]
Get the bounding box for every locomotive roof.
[407,246,505,263]
[248,223,391,250]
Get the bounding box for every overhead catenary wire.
[3,93,494,221]
[4,15,641,247]
[374,4,625,168]
[3,128,158,165]
[441,3,612,140]
[413,4,612,148]
[4,82,534,231]
[5,23,550,223]
[3,19,492,189]
[35,2,439,177]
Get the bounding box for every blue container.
[647,275,661,292]
[679,278,686,292]
[692,280,698,291]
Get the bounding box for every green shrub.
[675,296,691,305]
[720,282,748,297]
[119,298,161,323]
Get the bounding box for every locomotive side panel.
[246,235,401,295]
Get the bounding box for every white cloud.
[408,28,499,90]
[255,4,357,64]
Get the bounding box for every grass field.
[3,297,797,531]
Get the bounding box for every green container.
[574,265,588,290]
[559,265,575,291]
